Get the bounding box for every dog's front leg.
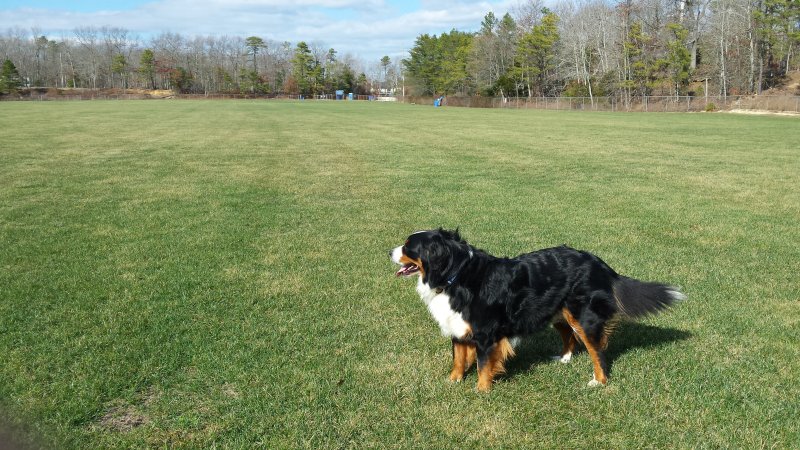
[450,339,476,382]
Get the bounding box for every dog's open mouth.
[396,263,420,277]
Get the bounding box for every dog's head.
[390,228,471,287]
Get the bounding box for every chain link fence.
[3,89,799,114]
[404,95,800,113]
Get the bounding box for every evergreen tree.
[495,12,517,89]
[0,59,22,94]
[664,23,692,97]
[240,70,268,95]
[323,48,337,92]
[403,30,474,96]
[513,10,560,97]
[754,0,800,88]
[356,72,369,95]
[620,21,657,99]
[337,64,356,92]
[245,37,266,75]
[111,54,128,88]
[214,66,235,93]
[291,41,323,96]
[403,34,438,95]
[380,55,390,93]
[139,49,156,89]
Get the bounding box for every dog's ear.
[424,235,474,287]
[422,234,452,286]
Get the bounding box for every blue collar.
[446,249,474,285]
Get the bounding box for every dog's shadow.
[501,322,692,380]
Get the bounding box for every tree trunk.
[587,77,594,107]
[720,9,727,97]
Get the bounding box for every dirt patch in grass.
[221,383,240,399]
[97,388,158,432]
[726,109,800,117]
[99,403,149,432]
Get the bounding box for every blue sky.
[0,0,518,63]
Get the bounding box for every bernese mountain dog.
[390,228,684,392]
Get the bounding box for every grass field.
[1,100,798,448]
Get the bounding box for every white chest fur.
[416,278,470,339]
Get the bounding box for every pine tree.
[139,49,156,89]
[754,0,800,88]
[0,59,22,94]
[292,41,320,96]
[111,54,128,89]
[514,10,560,97]
[245,36,266,93]
[403,30,474,96]
[620,21,657,100]
[380,56,390,93]
[664,23,692,97]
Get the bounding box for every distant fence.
[403,95,800,113]
[0,90,386,102]
[3,90,798,113]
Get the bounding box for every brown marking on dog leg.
[450,324,475,382]
[562,308,608,386]
[465,344,477,371]
[553,321,577,360]
[450,341,467,382]
[476,338,516,392]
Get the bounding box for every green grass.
[1,100,798,448]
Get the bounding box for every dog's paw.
[587,378,607,388]
[552,352,572,363]
[476,382,492,393]
[449,373,464,383]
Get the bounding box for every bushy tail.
[613,276,685,318]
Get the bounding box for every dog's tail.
[612,276,685,318]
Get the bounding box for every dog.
[390,228,684,392]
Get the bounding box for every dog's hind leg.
[552,322,577,363]
[562,308,608,387]
[476,337,516,392]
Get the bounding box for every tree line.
[0,27,402,96]
[403,0,799,101]
[1,0,796,100]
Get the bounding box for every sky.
[0,0,521,64]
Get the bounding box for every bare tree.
[74,27,101,89]
[513,0,546,30]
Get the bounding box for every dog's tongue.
[396,264,419,277]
